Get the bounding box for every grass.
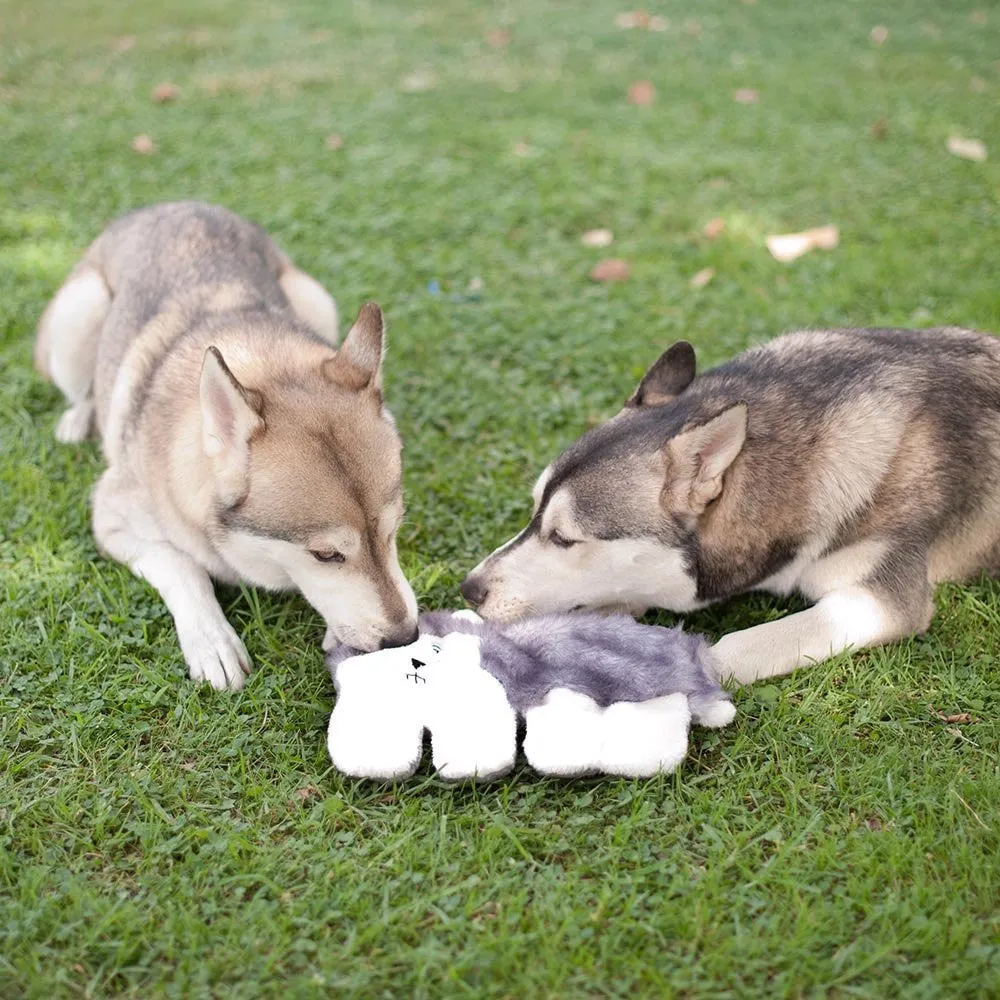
[1,0,999,995]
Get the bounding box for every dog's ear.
[324,301,385,393]
[664,402,747,513]
[200,346,263,456]
[626,342,696,408]
[200,347,265,501]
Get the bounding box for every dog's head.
[200,302,418,652]
[461,342,747,621]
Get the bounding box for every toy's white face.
[331,631,483,689]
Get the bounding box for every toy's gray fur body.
[332,611,730,720]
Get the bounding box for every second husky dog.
[36,201,418,689]
[462,328,1000,684]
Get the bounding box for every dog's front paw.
[177,617,253,691]
[55,401,95,443]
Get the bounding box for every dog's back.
[85,202,297,433]
[693,328,1000,591]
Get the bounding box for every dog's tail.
[33,304,53,378]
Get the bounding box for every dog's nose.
[460,575,489,609]
[380,623,419,650]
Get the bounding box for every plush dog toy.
[326,611,735,781]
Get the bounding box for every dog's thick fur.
[36,201,417,689]
[462,328,1000,684]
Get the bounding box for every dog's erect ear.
[664,402,747,513]
[200,347,264,499]
[626,342,696,408]
[323,301,385,393]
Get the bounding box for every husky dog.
[462,328,1000,684]
[36,201,418,689]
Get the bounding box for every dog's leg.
[713,568,933,685]
[93,473,252,690]
[279,266,338,344]
[593,602,651,618]
[36,261,111,442]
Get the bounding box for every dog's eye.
[549,530,579,549]
[310,549,345,564]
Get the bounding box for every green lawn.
[2,0,999,996]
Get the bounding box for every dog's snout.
[380,623,419,650]
[460,574,489,609]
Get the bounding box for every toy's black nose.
[380,624,419,649]
[410,657,425,670]
[460,574,489,609]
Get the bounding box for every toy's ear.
[442,630,484,661]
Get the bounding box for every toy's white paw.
[178,616,252,691]
[599,693,691,776]
[427,650,517,780]
[431,708,516,781]
[691,696,736,729]
[431,708,517,780]
[451,609,484,624]
[432,738,516,782]
[523,689,603,776]
[328,658,430,779]
[55,401,95,443]
[328,700,424,780]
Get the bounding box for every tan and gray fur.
[36,201,417,689]
[462,328,1000,684]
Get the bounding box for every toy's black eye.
[550,530,579,549]
[310,549,345,563]
[431,643,441,654]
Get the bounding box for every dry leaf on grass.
[151,82,179,103]
[684,19,702,36]
[615,11,668,31]
[947,136,987,162]
[325,132,344,150]
[131,134,155,154]
[627,80,655,106]
[512,141,530,156]
[615,10,649,29]
[113,35,136,53]
[689,267,715,289]
[292,784,321,803]
[733,88,758,104]
[581,228,614,248]
[970,77,988,93]
[590,258,630,282]
[766,224,839,263]
[486,29,511,48]
[400,70,438,93]
[703,216,725,239]
[870,117,889,140]
[934,710,972,724]
[970,10,988,25]
[870,25,889,46]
